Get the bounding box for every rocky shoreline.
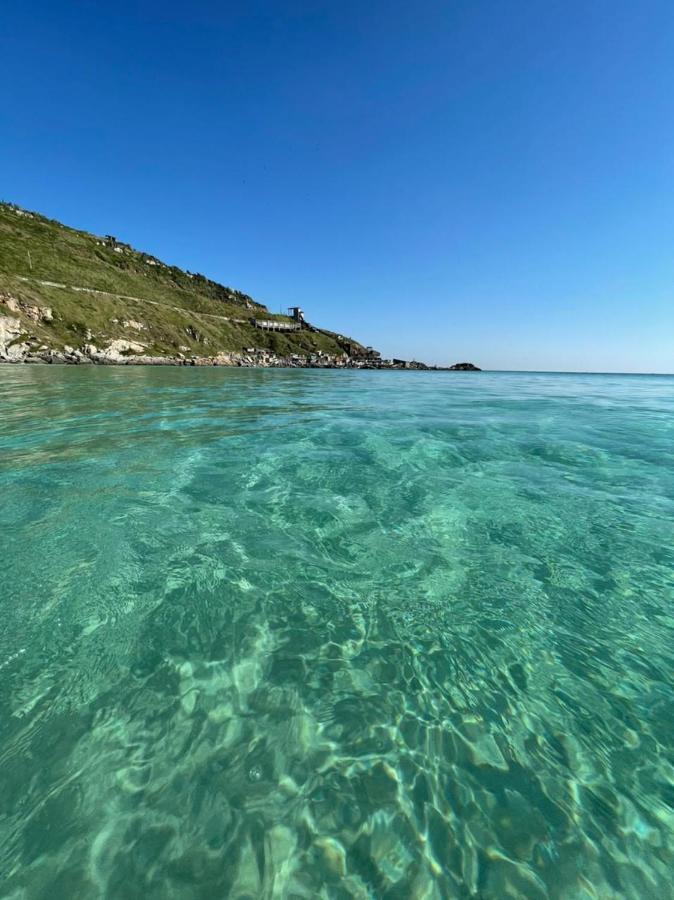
[1,205,482,374]
[1,289,481,371]
[0,344,480,371]
[1,304,480,370]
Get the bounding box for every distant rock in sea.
[448,362,481,371]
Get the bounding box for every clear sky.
[3,1,673,371]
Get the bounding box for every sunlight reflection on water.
[1,367,673,898]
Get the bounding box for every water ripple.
[0,367,673,898]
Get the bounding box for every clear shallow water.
[0,367,673,900]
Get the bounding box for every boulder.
[0,315,26,360]
[86,339,147,362]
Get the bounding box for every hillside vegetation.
[0,203,361,359]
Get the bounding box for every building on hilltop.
[288,306,305,323]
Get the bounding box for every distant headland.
[0,203,479,371]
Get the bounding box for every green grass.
[0,203,363,357]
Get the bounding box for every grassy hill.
[0,203,363,360]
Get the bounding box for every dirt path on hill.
[14,275,248,324]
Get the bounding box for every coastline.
[0,346,480,371]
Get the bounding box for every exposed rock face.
[122,320,145,331]
[111,318,146,331]
[85,339,147,362]
[0,315,25,360]
[448,362,481,371]
[0,293,53,322]
[1,331,480,372]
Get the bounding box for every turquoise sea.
[0,367,673,899]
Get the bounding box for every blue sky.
[3,0,673,371]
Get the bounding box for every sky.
[2,0,674,371]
